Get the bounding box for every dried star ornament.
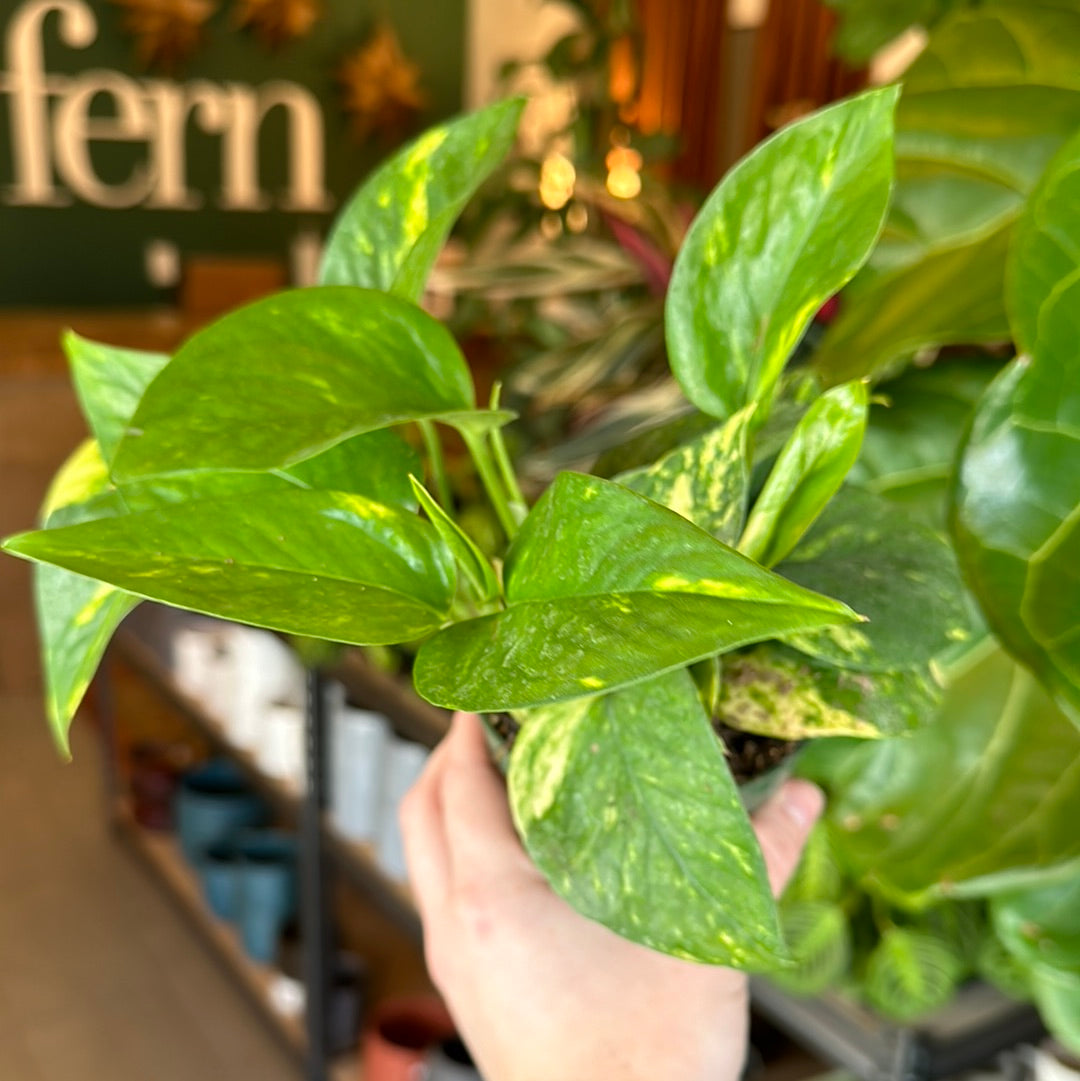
[233,0,320,47]
[338,21,427,143]
[112,0,216,72]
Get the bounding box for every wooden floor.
[0,312,300,1081]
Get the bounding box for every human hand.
[400,711,823,1081]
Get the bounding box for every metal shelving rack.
[96,610,446,1081]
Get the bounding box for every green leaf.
[1030,965,1080,1054]
[33,440,136,754]
[799,644,1080,901]
[951,336,1080,725]
[783,823,847,905]
[778,486,976,671]
[812,219,1015,384]
[319,98,525,300]
[64,333,169,463]
[768,901,852,994]
[848,356,998,524]
[508,670,784,968]
[992,871,1080,973]
[863,928,964,1022]
[666,87,897,420]
[616,406,753,545]
[413,473,860,712]
[1007,126,1080,355]
[409,476,501,606]
[740,382,868,567]
[718,644,938,739]
[824,0,970,64]
[5,489,456,646]
[816,1,1080,382]
[111,288,478,479]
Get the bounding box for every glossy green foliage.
[740,382,868,567]
[992,874,1080,973]
[5,490,456,646]
[863,928,964,1021]
[667,88,897,420]
[413,473,859,712]
[800,644,1080,901]
[778,487,975,670]
[952,221,1080,723]
[616,406,753,544]
[111,288,482,479]
[816,1,1080,381]
[769,902,852,994]
[848,356,998,523]
[508,670,783,967]
[64,334,168,461]
[718,645,937,739]
[1007,127,1080,354]
[319,99,525,300]
[410,477,501,607]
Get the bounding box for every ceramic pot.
[331,707,391,843]
[175,759,268,862]
[362,996,456,1081]
[201,837,242,920]
[255,702,307,792]
[234,830,298,964]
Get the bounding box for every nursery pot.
[233,830,298,965]
[362,996,457,1081]
[175,759,268,862]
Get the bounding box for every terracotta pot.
[362,996,456,1081]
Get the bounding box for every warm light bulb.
[539,151,576,210]
[606,164,642,200]
[565,202,589,233]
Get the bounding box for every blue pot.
[175,760,268,863]
[233,830,298,964]
[201,838,243,920]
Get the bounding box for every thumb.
[752,779,824,896]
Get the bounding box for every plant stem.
[419,420,453,511]
[488,383,528,523]
[463,428,519,541]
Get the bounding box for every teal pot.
[233,830,298,965]
[201,837,242,920]
[175,759,268,862]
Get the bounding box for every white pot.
[223,628,306,750]
[330,707,391,844]
[377,739,430,881]
[256,702,307,792]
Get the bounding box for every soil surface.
[485,713,800,784]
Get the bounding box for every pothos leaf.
[509,669,784,968]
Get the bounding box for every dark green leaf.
[740,382,868,567]
[779,486,976,670]
[783,824,846,905]
[508,670,783,968]
[410,476,501,606]
[863,928,964,1022]
[1007,126,1080,354]
[319,99,525,300]
[112,288,478,479]
[667,88,897,419]
[616,406,753,545]
[413,473,859,712]
[824,0,970,64]
[5,489,456,646]
[718,644,938,739]
[64,333,168,463]
[799,643,1080,901]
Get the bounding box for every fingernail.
[780,780,825,829]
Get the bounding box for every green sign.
[0,0,465,305]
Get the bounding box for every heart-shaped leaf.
[509,669,783,968]
[413,473,859,712]
[779,486,976,671]
[666,86,897,419]
[111,287,482,479]
[5,489,455,645]
[740,381,868,567]
[616,406,753,545]
[320,98,525,300]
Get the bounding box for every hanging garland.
[233,0,322,48]
[111,0,217,71]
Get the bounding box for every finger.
[438,712,541,887]
[751,779,824,896]
[399,734,455,921]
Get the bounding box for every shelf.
[109,626,423,943]
[113,801,360,1081]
